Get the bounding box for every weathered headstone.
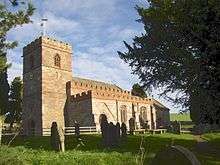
[172,120,181,134]
[113,123,118,146]
[129,118,135,135]
[51,122,65,152]
[116,122,120,143]
[100,118,108,147]
[109,122,114,147]
[121,122,127,138]
[74,120,80,140]
[151,145,201,165]
[58,126,65,152]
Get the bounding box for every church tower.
[22,36,72,135]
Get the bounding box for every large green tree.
[118,0,220,125]
[8,77,23,128]
[0,72,9,117]
[0,0,34,144]
[0,1,34,115]
[131,83,148,98]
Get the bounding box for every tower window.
[54,54,61,67]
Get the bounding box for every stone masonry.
[22,36,170,135]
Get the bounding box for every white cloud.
[7,62,23,82]
[43,0,117,23]
[44,12,80,37]
[5,0,180,113]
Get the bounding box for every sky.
[6,0,180,113]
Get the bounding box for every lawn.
[0,133,220,165]
[170,113,194,130]
[170,113,191,121]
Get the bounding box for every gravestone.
[172,120,181,134]
[151,145,201,165]
[116,122,121,143]
[100,121,121,147]
[129,118,135,135]
[109,122,114,147]
[121,122,127,138]
[100,118,108,146]
[74,120,80,140]
[51,122,65,152]
[58,126,65,152]
[112,123,118,146]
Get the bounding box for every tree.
[0,71,9,116]
[7,77,23,128]
[0,0,34,144]
[118,0,220,125]
[131,83,147,98]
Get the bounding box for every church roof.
[152,98,170,110]
[72,77,123,91]
[72,77,169,110]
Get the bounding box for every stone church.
[22,36,170,135]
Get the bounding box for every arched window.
[140,106,147,121]
[120,105,127,123]
[54,54,61,67]
[139,106,148,128]
[99,114,107,124]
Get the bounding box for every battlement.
[23,36,72,54]
[92,91,152,103]
[70,90,92,102]
[71,79,131,95]
[69,77,154,104]
[70,88,152,104]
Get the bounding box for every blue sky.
[6,0,179,113]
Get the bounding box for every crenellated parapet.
[70,90,92,102]
[92,91,152,104]
[71,78,131,95]
[68,78,155,104]
[69,89,152,104]
[23,36,72,54]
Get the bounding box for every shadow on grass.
[2,133,196,153]
[2,133,220,165]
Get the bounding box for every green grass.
[202,133,220,149]
[170,113,191,121]
[0,133,220,165]
[170,113,194,130]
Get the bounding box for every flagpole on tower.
[41,18,48,36]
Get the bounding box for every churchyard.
[1,132,220,165]
[1,0,220,164]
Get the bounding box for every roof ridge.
[72,76,123,90]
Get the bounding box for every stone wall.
[22,36,170,136]
[23,36,72,135]
[65,91,94,127]
[65,89,166,131]
[23,42,42,135]
[41,37,72,133]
